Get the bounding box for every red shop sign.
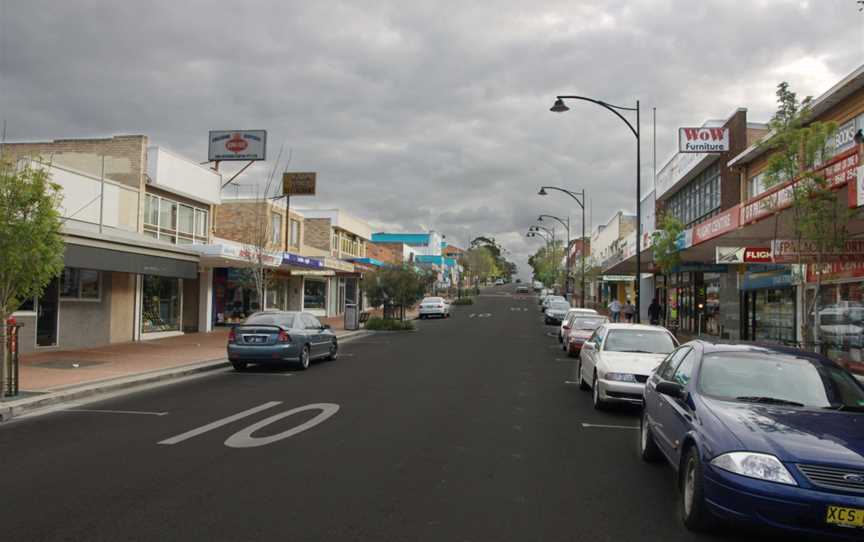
[692,205,740,244]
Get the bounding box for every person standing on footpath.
[622,299,636,323]
[648,298,662,325]
[607,298,622,323]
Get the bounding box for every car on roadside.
[495,278,505,286]
[418,297,451,319]
[538,289,550,305]
[640,341,864,539]
[544,300,570,325]
[227,310,337,371]
[516,285,530,294]
[541,294,565,312]
[563,315,608,356]
[575,323,678,409]
[558,308,599,342]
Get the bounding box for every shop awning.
[64,243,198,279]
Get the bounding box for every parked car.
[538,289,550,305]
[576,323,678,409]
[516,285,530,294]
[227,311,337,371]
[563,315,608,356]
[640,341,864,538]
[533,281,543,291]
[558,308,599,342]
[495,278,505,286]
[541,294,565,312]
[418,297,451,319]
[544,300,571,325]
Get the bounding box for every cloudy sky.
[2,0,863,277]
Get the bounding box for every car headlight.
[710,452,797,486]
[605,372,637,383]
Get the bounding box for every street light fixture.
[550,94,641,322]
[539,186,587,307]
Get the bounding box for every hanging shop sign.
[282,172,317,196]
[692,205,740,244]
[741,148,859,225]
[674,228,693,251]
[315,257,355,273]
[678,127,730,153]
[715,247,772,264]
[208,130,267,161]
[772,239,864,264]
[853,166,864,208]
[282,252,323,269]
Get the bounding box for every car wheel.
[576,359,589,391]
[231,360,247,371]
[592,372,605,410]
[298,345,310,370]
[639,411,663,462]
[325,339,338,361]
[681,446,716,532]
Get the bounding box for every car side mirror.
[582,341,596,350]
[656,380,685,399]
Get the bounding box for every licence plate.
[244,335,267,344]
[827,505,864,528]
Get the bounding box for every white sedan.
[558,308,598,342]
[418,297,450,319]
[576,323,678,409]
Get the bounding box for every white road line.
[62,409,169,416]
[553,358,572,362]
[158,401,282,445]
[563,380,580,385]
[581,423,639,430]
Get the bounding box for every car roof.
[685,339,837,365]
[567,308,597,314]
[602,323,671,332]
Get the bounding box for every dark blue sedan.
[640,341,864,539]
[227,311,338,371]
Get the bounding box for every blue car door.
[654,348,698,465]
[646,347,690,458]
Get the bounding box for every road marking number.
[158,401,340,447]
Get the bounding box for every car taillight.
[277,330,291,343]
[228,329,236,343]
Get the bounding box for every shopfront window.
[212,268,262,324]
[59,268,100,300]
[144,193,209,245]
[290,219,301,248]
[743,287,796,344]
[265,279,289,310]
[304,279,326,310]
[666,163,721,227]
[142,275,181,333]
[704,273,721,336]
[813,282,863,376]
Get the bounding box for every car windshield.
[604,330,676,354]
[550,302,570,311]
[245,313,294,327]
[699,352,864,409]
[572,317,606,330]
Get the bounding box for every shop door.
[36,277,60,347]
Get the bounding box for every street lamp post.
[539,186,587,307]
[551,95,641,323]
[538,214,570,299]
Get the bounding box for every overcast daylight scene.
[3,1,864,540]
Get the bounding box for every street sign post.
[208,130,267,161]
[282,172,317,196]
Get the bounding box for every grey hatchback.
[227,311,338,371]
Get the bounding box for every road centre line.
[62,409,169,416]
[158,401,282,445]
[581,423,639,430]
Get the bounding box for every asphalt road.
[0,286,796,541]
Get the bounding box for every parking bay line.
[62,409,169,416]
[581,423,639,430]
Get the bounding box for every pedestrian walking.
[648,298,662,326]
[607,298,622,323]
[622,299,636,323]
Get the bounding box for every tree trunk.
[0,316,7,398]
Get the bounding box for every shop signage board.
[854,165,864,208]
[316,257,355,272]
[208,130,267,161]
[741,149,859,225]
[715,247,772,264]
[692,205,740,244]
[601,275,635,282]
[678,127,730,153]
[806,260,864,283]
[740,265,794,290]
[671,263,728,274]
[674,228,693,251]
[282,172,317,196]
[772,239,864,264]
[282,252,323,269]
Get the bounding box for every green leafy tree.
[757,81,855,349]
[651,213,685,324]
[528,241,565,289]
[361,264,427,321]
[0,159,65,395]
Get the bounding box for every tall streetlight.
[539,186,587,307]
[551,95,641,322]
[538,214,570,299]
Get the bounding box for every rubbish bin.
[3,317,21,397]
[344,303,359,331]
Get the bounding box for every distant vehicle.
[541,294,565,312]
[418,297,450,319]
[544,300,571,325]
[563,315,608,356]
[533,281,543,291]
[538,289,550,305]
[576,323,678,409]
[495,278,505,286]
[515,278,522,283]
[559,308,599,342]
[227,311,337,371]
[515,285,530,294]
[641,341,864,537]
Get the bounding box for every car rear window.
[550,302,570,310]
[245,313,294,327]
